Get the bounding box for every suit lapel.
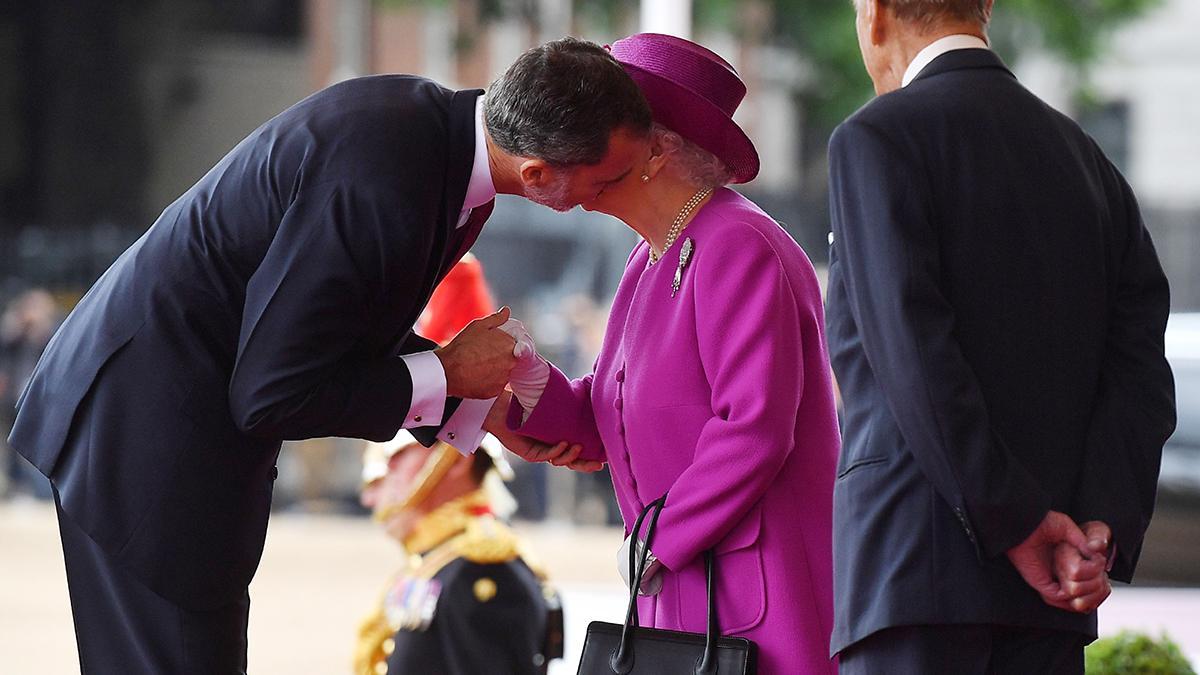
[382,87,483,356]
[439,200,494,281]
[441,88,485,238]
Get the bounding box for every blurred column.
[422,4,455,85]
[538,0,572,43]
[639,0,692,39]
[330,0,370,83]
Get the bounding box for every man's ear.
[518,159,551,190]
[867,0,888,47]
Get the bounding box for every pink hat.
[610,33,760,184]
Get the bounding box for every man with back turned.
[827,1,1176,672]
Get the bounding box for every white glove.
[495,318,549,420]
[617,534,663,596]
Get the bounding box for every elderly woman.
[490,34,839,674]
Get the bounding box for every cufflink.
[413,415,423,423]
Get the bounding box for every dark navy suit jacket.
[826,50,1176,653]
[9,75,490,609]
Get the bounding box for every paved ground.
[2,501,1197,673]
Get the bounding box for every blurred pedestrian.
[355,432,562,675]
[0,288,60,500]
[6,37,651,671]
[826,1,1176,673]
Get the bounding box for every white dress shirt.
[397,95,498,454]
[902,34,989,88]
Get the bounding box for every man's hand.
[483,392,604,473]
[1006,510,1092,612]
[1054,520,1113,614]
[434,308,517,399]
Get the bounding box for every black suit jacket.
[826,50,1175,653]
[9,75,491,609]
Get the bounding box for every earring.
[641,174,650,183]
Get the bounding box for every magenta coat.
[509,189,839,674]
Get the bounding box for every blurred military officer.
[355,431,563,675]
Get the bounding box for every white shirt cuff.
[399,351,447,428]
[437,397,495,455]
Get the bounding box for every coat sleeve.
[1071,161,1176,582]
[228,180,438,442]
[649,225,808,571]
[506,365,606,462]
[827,120,1050,559]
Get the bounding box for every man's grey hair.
[853,0,991,27]
[485,37,652,167]
[654,123,734,190]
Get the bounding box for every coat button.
[613,399,623,411]
[615,369,625,383]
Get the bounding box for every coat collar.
[910,47,1014,85]
[441,88,485,236]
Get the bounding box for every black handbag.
[577,495,758,675]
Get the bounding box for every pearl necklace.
[647,187,713,266]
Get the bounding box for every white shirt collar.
[462,95,497,215]
[902,34,989,88]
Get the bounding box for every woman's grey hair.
[654,123,734,189]
[853,0,991,27]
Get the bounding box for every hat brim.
[622,63,760,184]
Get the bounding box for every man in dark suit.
[826,1,1176,673]
[7,37,651,673]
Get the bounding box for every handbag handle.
[610,495,723,675]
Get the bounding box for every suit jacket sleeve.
[650,225,806,571]
[828,120,1049,558]
[1071,160,1175,582]
[228,179,439,442]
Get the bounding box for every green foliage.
[1085,631,1197,675]
[757,0,1162,130]
[992,0,1159,63]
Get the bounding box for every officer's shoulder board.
[454,516,520,565]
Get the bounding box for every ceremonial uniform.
[355,490,562,675]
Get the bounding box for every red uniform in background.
[418,254,496,346]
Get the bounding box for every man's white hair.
[853,0,991,27]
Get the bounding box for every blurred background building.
[0,0,1197,537]
[1,0,1198,671]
